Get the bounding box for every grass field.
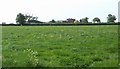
[2,25,118,67]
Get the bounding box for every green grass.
[0,26,2,68]
[2,25,118,67]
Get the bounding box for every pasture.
[2,25,118,67]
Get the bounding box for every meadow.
[2,25,118,67]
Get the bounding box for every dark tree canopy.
[107,14,116,23]
[52,19,56,23]
[108,14,112,17]
[16,13,41,24]
[80,17,89,24]
[50,19,56,23]
[93,17,101,23]
[16,13,26,25]
[25,14,39,24]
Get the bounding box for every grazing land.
[2,25,118,67]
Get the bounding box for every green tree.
[16,13,26,25]
[25,14,39,24]
[93,17,101,23]
[49,19,56,23]
[107,14,116,23]
[74,20,79,24]
[25,15,33,24]
[80,17,89,24]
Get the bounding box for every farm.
[2,25,118,67]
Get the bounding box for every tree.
[16,13,26,25]
[93,17,101,23]
[25,14,33,24]
[107,14,116,23]
[74,20,79,24]
[49,19,56,23]
[80,17,89,24]
[25,14,39,24]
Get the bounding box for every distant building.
[57,20,68,23]
[67,18,76,23]
[57,18,76,23]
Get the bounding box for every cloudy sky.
[0,0,119,23]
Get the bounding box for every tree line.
[16,13,117,25]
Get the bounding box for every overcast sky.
[0,0,119,23]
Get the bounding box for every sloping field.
[2,25,118,67]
